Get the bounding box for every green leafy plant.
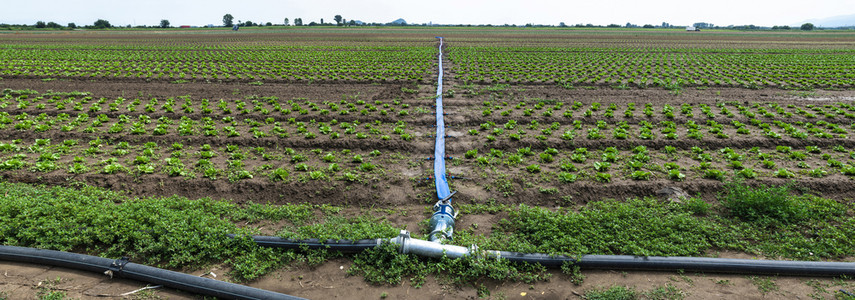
[359,162,376,172]
[269,168,289,181]
[584,285,637,299]
[703,169,725,181]
[808,168,827,178]
[841,165,855,176]
[737,168,757,179]
[721,180,816,223]
[102,163,126,174]
[561,262,585,285]
[593,162,610,172]
[668,169,685,181]
[525,164,541,173]
[775,168,795,178]
[630,170,651,181]
[539,153,554,163]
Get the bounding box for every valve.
[429,191,458,242]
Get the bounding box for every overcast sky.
[2,0,853,27]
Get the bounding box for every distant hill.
[797,13,855,28]
[389,18,407,25]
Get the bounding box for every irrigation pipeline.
[0,245,301,300]
[427,36,457,242]
[241,231,855,277]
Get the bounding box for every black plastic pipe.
[0,245,303,300]
[496,252,855,276]
[242,234,855,277]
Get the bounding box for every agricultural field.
[2,27,855,299]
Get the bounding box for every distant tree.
[93,19,111,29]
[607,24,620,28]
[243,20,255,27]
[334,15,343,26]
[47,22,61,28]
[160,19,170,28]
[642,24,654,28]
[35,21,46,28]
[294,18,303,26]
[309,22,318,26]
[284,18,289,26]
[559,22,566,27]
[801,23,815,30]
[223,14,234,27]
[67,23,76,29]
[266,22,272,26]
[349,20,356,26]
[781,25,791,30]
[320,18,324,25]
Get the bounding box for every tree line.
[2,19,136,30]
[222,14,361,27]
[0,15,826,31]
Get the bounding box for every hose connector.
[429,191,457,242]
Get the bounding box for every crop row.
[469,97,855,122]
[4,135,853,189]
[463,144,855,193]
[448,46,855,88]
[0,45,436,82]
[5,108,853,147]
[7,89,855,125]
[0,138,406,183]
[474,117,850,143]
[0,111,418,142]
[446,45,855,54]
[2,89,423,119]
[2,103,855,148]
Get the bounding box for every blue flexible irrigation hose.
[433,37,450,200]
[428,37,457,242]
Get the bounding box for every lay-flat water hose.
[429,36,457,242]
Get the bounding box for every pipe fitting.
[392,230,469,258]
[428,191,457,242]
